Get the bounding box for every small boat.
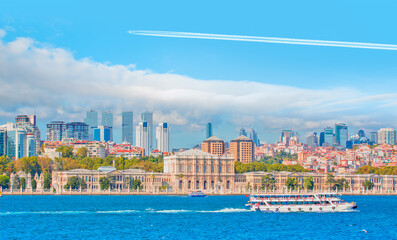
[246,193,357,213]
[188,191,207,197]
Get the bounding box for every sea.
[0,195,396,239]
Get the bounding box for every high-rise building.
[94,126,113,142]
[358,130,365,138]
[47,121,67,141]
[141,112,153,151]
[335,123,348,147]
[101,111,113,128]
[84,110,98,140]
[280,130,294,144]
[156,122,170,153]
[201,136,225,156]
[369,132,378,144]
[122,111,134,144]
[378,128,396,145]
[66,122,89,140]
[324,127,334,147]
[230,135,254,164]
[239,127,248,137]
[250,129,260,146]
[136,121,150,156]
[15,115,41,155]
[319,132,325,146]
[307,132,318,147]
[206,122,213,139]
[0,122,36,159]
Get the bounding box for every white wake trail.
[130,30,397,51]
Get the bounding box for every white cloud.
[0,31,396,141]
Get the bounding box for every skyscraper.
[136,121,150,156]
[15,115,41,155]
[84,110,98,140]
[369,132,378,144]
[307,132,318,147]
[47,121,67,141]
[206,122,213,139]
[141,112,153,151]
[319,132,325,146]
[66,122,90,140]
[94,126,113,142]
[230,135,254,163]
[335,123,348,147]
[201,136,225,156]
[324,127,334,146]
[0,122,36,159]
[102,111,113,127]
[280,130,293,144]
[156,122,170,153]
[250,129,260,146]
[239,127,248,137]
[122,111,134,144]
[378,128,396,145]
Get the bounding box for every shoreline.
[2,192,397,196]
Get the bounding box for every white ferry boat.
[246,193,357,213]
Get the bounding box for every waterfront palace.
[4,149,397,194]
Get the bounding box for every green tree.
[80,178,87,190]
[76,147,89,158]
[285,177,299,190]
[303,176,314,190]
[261,174,276,190]
[64,176,80,190]
[0,175,10,189]
[99,177,110,190]
[56,146,74,158]
[132,179,143,190]
[362,180,375,190]
[326,173,336,190]
[0,156,11,174]
[43,171,52,189]
[31,179,37,190]
[335,178,349,190]
[20,177,26,190]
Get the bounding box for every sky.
[1,0,397,148]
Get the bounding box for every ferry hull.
[251,203,356,213]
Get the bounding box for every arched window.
[196,166,199,173]
[227,180,230,189]
[204,180,207,190]
[211,180,214,189]
[179,180,183,189]
[196,180,200,189]
[188,180,191,189]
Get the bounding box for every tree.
[285,177,299,191]
[76,147,89,158]
[261,174,276,190]
[0,156,11,174]
[362,180,375,190]
[326,174,336,190]
[31,179,37,190]
[0,175,10,189]
[80,178,87,190]
[64,176,80,190]
[56,146,74,158]
[43,171,52,189]
[335,178,349,190]
[132,179,143,190]
[303,176,314,190]
[99,177,110,190]
[20,177,26,190]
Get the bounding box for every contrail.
[129,30,397,51]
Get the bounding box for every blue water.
[1,195,396,239]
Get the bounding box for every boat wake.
[0,208,251,215]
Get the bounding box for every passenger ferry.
[188,191,207,197]
[246,193,356,213]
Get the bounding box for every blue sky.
[1,0,397,147]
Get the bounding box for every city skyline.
[1,1,397,148]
